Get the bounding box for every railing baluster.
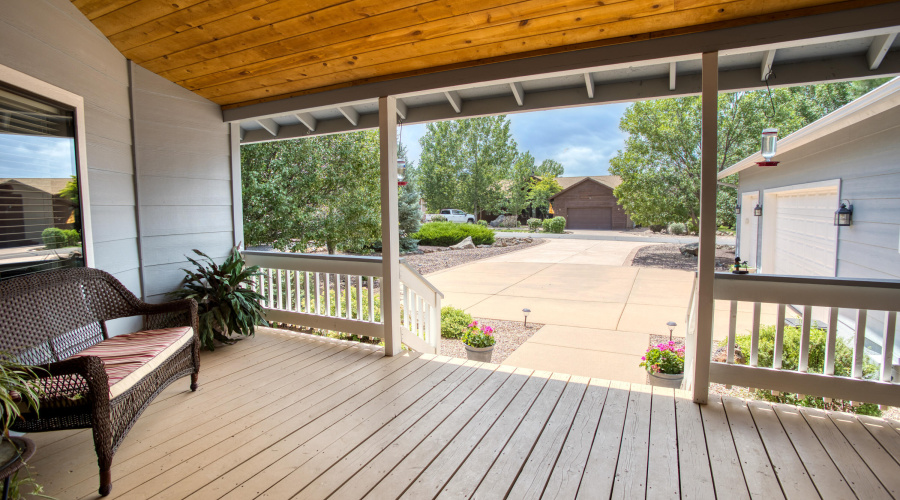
[402,284,410,329]
[286,270,292,311]
[411,292,419,334]
[750,301,761,367]
[773,304,786,369]
[345,274,352,319]
[418,296,426,338]
[315,272,321,316]
[294,271,301,312]
[799,305,812,373]
[276,270,283,310]
[266,268,273,309]
[853,309,868,379]
[882,311,897,384]
[335,273,342,318]
[727,300,738,364]
[325,273,332,317]
[368,277,375,322]
[825,307,839,376]
[356,275,363,320]
[304,272,310,313]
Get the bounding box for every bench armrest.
[28,356,111,416]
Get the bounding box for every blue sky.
[400,102,630,177]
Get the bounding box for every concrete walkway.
[494,228,736,245]
[427,239,696,384]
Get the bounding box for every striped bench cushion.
[71,327,193,399]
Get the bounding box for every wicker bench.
[0,268,200,496]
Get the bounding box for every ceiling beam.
[669,62,677,90]
[444,90,462,113]
[241,52,900,144]
[256,118,279,136]
[396,99,408,120]
[338,106,359,126]
[761,49,776,80]
[584,73,595,99]
[867,32,898,70]
[510,82,525,106]
[295,112,317,132]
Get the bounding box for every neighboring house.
[549,176,633,229]
[718,77,900,353]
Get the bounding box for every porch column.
[379,96,402,356]
[692,51,718,404]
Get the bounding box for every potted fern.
[171,246,268,350]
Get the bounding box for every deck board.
[24,328,900,499]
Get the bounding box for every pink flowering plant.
[461,321,496,348]
[640,341,685,375]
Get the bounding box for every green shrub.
[412,222,495,246]
[430,215,448,222]
[41,227,66,249]
[541,219,552,233]
[667,222,687,235]
[527,218,541,232]
[477,220,488,227]
[441,306,473,339]
[731,324,881,416]
[62,229,81,247]
[544,216,566,233]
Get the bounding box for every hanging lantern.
[834,201,853,226]
[397,159,407,186]
[754,203,763,217]
[757,128,780,166]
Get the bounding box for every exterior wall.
[1,0,236,304]
[552,181,632,229]
[1,0,140,293]
[131,64,235,302]
[738,104,900,281]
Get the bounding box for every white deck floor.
[27,327,900,499]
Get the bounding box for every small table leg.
[2,476,10,500]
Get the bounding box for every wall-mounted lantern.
[735,204,741,215]
[756,128,780,166]
[834,200,853,226]
[754,203,763,217]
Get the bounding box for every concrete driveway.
[426,239,697,383]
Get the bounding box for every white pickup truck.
[424,209,476,224]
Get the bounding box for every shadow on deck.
[27,327,900,499]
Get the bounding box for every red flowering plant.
[461,321,496,348]
[639,341,685,374]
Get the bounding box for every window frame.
[0,63,93,267]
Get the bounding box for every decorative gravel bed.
[403,239,547,275]
[629,243,734,272]
[440,317,542,365]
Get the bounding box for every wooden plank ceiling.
[74,0,894,110]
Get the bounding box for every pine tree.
[398,186,423,252]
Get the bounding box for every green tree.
[418,116,518,217]
[527,176,562,218]
[536,159,564,177]
[398,185,422,252]
[504,151,536,218]
[241,131,381,254]
[609,80,886,229]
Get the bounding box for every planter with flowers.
[640,341,685,389]
[462,321,496,363]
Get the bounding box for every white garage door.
[770,188,838,277]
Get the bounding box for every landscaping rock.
[477,244,491,248]
[712,345,746,364]
[450,236,476,250]
[680,242,699,257]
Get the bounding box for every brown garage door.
[566,208,612,229]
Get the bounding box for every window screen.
[0,85,84,281]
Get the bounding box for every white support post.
[379,96,402,356]
[692,51,718,405]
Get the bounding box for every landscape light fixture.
[754,203,763,217]
[397,159,407,186]
[835,200,853,226]
[667,321,677,342]
[757,128,780,166]
[522,308,531,327]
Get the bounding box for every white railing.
[242,251,442,354]
[707,273,900,407]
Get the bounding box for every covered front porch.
[29,327,900,499]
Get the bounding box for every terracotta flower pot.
[647,371,684,389]
[465,344,494,363]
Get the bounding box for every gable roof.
[718,77,900,179]
[550,175,622,200]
